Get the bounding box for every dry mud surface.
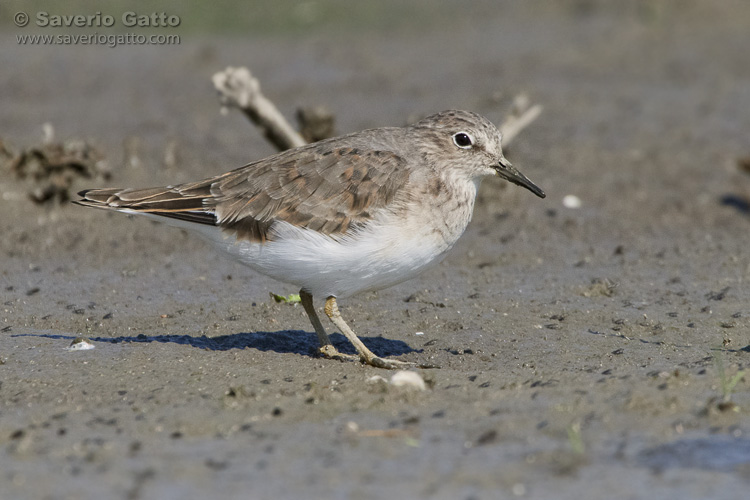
[2,2,750,499]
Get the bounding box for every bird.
[75,110,545,369]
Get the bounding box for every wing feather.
[75,135,411,243]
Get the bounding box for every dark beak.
[494,157,546,198]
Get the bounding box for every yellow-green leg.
[324,296,422,369]
[299,290,358,362]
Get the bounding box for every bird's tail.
[74,186,217,225]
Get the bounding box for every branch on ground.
[212,67,306,152]
[213,66,541,151]
[499,93,543,148]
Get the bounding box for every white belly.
[211,212,462,298]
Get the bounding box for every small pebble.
[563,194,582,208]
[389,370,426,391]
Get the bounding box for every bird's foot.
[318,345,439,369]
[365,355,440,370]
[318,344,360,363]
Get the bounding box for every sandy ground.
[2,2,750,499]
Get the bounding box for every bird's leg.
[324,296,418,369]
[299,290,331,347]
[299,290,358,361]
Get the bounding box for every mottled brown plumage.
[77,136,410,243]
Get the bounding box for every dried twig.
[499,93,543,147]
[296,106,336,143]
[212,67,306,152]
[213,66,542,151]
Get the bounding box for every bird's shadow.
[12,330,419,358]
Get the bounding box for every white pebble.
[389,370,426,391]
[512,483,527,496]
[563,194,582,208]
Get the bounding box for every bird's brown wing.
[76,143,410,243]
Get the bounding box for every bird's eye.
[452,132,474,149]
